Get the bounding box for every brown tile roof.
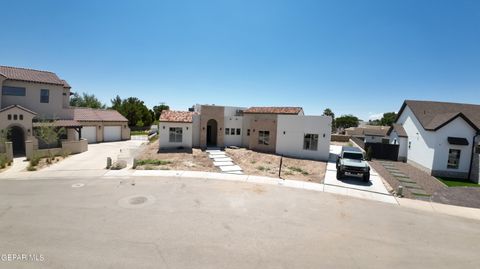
[244,107,303,115]
[398,100,480,131]
[387,123,408,137]
[33,120,82,128]
[159,110,194,123]
[0,104,37,115]
[0,65,70,87]
[346,126,389,137]
[72,107,128,122]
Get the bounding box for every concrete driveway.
[0,140,145,180]
[324,145,396,203]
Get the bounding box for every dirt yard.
[135,140,217,172]
[225,148,326,183]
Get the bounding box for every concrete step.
[219,165,243,172]
[213,161,234,166]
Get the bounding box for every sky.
[1,0,480,121]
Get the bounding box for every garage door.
[103,126,122,142]
[81,126,97,144]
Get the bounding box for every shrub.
[289,166,309,175]
[366,147,373,161]
[29,155,41,167]
[0,154,7,169]
[61,150,71,159]
[27,165,37,171]
[256,166,270,171]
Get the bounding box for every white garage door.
[82,126,97,144]
[104,126,122,142]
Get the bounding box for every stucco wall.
[0,106,36,144]
[1,80,69,119]
[192,114,200,147]
[62,139,88,154]
[471,136,480,183]
[224,116,243,147]
[247,114,278,153]
[158,122,193,149]
[430,117,476,178]
[275,115,332,161]
[199,105,225,148]
[389,132,408,161]
[397,106,436,171]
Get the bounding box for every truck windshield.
[343,152,363,160]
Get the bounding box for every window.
[303,134,319,151]
[2,86,26,96]
[447,149,461,169]
[40,89,49,103]
[247,129,250,136]
[258,131,270,145]
[230,128,235,135]
[408,141,411,149]
[7,114,12,120]
[225,128,230,135]
[13,114,18,120]
[236,128,241,135]
[19,114,23,120]
[169,127,183,143]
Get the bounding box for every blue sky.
[1,0,480,120]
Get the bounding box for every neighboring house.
[0,65,129,158]
[345,125,390,143]
[159,105,332,161]
[388,100,480,183]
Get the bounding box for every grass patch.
[136,159,172,166]
[288,166,309,175]
[436,177,480,188]
[148,134,159,144]
[256,166,270,172]
[131,130,148,135]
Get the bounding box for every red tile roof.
[244,107,303,115]
[72,107,128,122]
[160,110,194,123]
[0,65,70,87]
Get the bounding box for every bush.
[29,155,41,167]
[61,150,71,159]
[0,154,7,169]
[256,166,270,171]
[27,165,37,171]
[289,166,309,175]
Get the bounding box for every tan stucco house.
[0,65,129,158]
[159,104,332,161]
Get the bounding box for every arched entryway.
[7,126,25,156]
[206,119,218,147]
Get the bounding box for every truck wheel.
[336,170,343,179]
[363,172,370,182]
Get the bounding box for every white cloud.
[368,113,383,121]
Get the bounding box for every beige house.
[159,104,332,161]
[0,65,129,159]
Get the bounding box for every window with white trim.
[169,127,183,143]
[303,134,318,151]
[258,131,270,145]
[236,128,241,135]
[447,149,461,169]
[225,128,230,135]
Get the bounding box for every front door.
[8,126,25,156]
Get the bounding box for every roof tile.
[160,110,194,123]
[244,107,303,114]
[0,65,69,87]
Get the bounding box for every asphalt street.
[0,176,479,269]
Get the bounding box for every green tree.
[335,114,360,129]
[152,103,170,121]
[110,95,122,110]
[34,120,66,159]
[380,112,397,126]
[114,97,153,127]
[322,108,335,127]
[70,92,106,109]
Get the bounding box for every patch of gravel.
[371,160,480,208]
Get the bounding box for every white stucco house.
[159,105,332,161]
[388,100,480,183]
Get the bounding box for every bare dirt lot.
[135,140,217,172]
[226,148,326,183]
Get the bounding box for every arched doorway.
[7,126,25,156]
[206,119,218,147]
